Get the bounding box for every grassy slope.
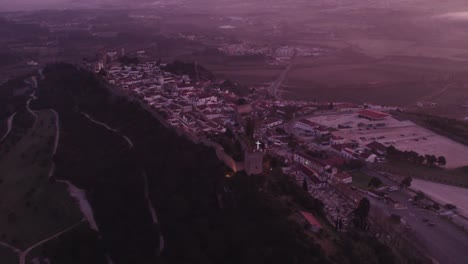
[0,246,17,264]
[0,110,82,249]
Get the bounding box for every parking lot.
[307,113,468,168]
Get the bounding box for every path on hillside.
[142,170,165,253]
[0,112,17,143]
[0,219,84,264]
[0,101,86,261]
[0,241,20,254]
[80,111,164,253]
[50,109,60,155]
[0,85,95,262]
[81,112,134,149]
[48,109,99,231]
[26,91,38,120]
[18,219,85,264]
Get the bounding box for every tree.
[401,176,412,188]
[118,56,139,65]
[390,214,401,224]
[288,135,298,149]
[368,177,383,188]
[414,191,425,201]
[236,98,247,105]
[244,117,255,139]
[417,155,425,165]
[354,198,370,229]
[425,155,437,167]
[302,177,308,192]
[346,159,365,170]
[437,156,446,166]
[98,68,107,76]
[387,145,397,155]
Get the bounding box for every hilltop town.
[84,50,468,255]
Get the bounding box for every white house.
[195,94,218,106]
[263,118,283,128]
[330,134,346,145]
[296,165,326,189]
[332,172,352,184]
[295,119,319,131]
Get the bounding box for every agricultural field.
[0,110,82,253]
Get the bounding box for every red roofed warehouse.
[358,110,390,121]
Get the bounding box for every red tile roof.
[358,109,389,120]
[323,157,346,167]
[335,172,352,180]
[298,119,319,127]
[366,141,387,152]
[300,211,322,228]
[297,165,321,184]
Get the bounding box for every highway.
[267,50,298,100]
[363,168,468,264]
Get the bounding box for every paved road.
[363,168,468,264]
[267,50,298,100]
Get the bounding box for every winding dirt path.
[142,171,165,253]
[50,109,60,155]
[18,219,85,264]
[80,111,164,253]
[26,92,38,120]
[0,219,84,264]
[0,112,17,143]
[81,112,134,149]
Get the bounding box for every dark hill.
[32,63,330,264]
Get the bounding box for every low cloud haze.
[0,0,153,11]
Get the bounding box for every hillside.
[0,63,398,263]
[29,63,332,263]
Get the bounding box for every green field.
[0,110,82,251]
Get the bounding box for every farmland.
[0,110,82,251]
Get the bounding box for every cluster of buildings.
[291,109,391,163]
[217,42,328,61]
[91,52,401,230]
[103,61,241,136]
[217,43,270,56]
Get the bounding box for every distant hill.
[31,63,335,263]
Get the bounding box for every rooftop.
[358,109,390,120]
